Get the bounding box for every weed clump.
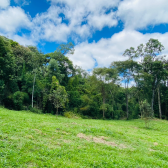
[140,100,153,128]
[64,111,81,119]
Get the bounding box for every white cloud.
[0,0,10,9]
[0,6,32,33]
[69,30,168,70]
[13,34,35,46]
[14,0,31,6]
[49,0,120,12]
[31,6,67,42]
[29,0,119,43]
[87,12,117,30]
[1,0,168,66]
[28,0,168,43]
[118,0,168,30]
[0,32,35,46]
[42,23,70,42]
[57,0,120,30]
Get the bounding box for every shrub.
[4,95,14,109]
[28,106,42,114]
[140,100,153,128]
[13,91,29,110]
[64,111,81,119]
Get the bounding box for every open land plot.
[0,107,168,167]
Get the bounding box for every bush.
[81,115,92,119]
[64,111,81,119]
[13,91,29,110]
[113,110,125,120]
[28,106,42,114]
[4,95,14,109]
[140,100,153,128]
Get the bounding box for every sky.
[1,0,168,71]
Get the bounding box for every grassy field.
[0,107,168,168]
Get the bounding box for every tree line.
[0,35,168,120]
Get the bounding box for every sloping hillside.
[0,107,168,167]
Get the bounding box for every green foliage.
[49,85,68,115]
[1,35,168,120]
[0,80,5,95]
[140,100,153,128]
[13,91,29,110]
[50,76,59,92]
[29,106,42,114]
[63,111,81,119]
[48,59,63,82]
[0,36,16,97]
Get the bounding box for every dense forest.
[0,35,168,120]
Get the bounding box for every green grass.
[0,107,168,168]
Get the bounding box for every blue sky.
[1,0,168,71]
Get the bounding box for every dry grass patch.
[149,148,156,152]
[63,140,72,143]
[77,133,127,148]
[77,133,92,141]
[33,129,43,135]
[154,142,158,146]
[25,135,34,139]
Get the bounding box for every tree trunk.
[126,93,128,120]
[32,73,36,108]
[57,106,58,115]
[103,96,105,119]
[158,86,162,119]
[138,95,142,119]
[126,82,129,120]
[151,89,155,117]
[112,110,113,119]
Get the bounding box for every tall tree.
[121,39,165,117]
[49,76,68,115]
[0,36,16,102]
[93,67,118,118]
[112,60,137,119]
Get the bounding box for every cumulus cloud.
[87,12,117,30]
[0,0,10,9]
[49,0,120,12]
[31,6,64,42]
[55,0,120,30]
[118,0,168,30]
[29,0,119,42]
[0,6,32,33]
[1,0,168,71]
[69,30,168,70]
[14,0,31,6]
[29,0,168,43]
[13,34,35,46]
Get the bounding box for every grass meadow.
[0,107,168,167]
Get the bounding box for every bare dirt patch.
[33,129,42,134]
[71,122,83,126]
[77,133,92,141]
[92,137,117,147]
[77,133,126,148]
[154,142,158,146]
[71,122,78,125]
[63,140,72,143]
[119,144,127,149]
[149,148,156,152]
